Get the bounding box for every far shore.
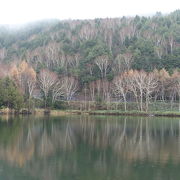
[35,109,180,117]
[1,108,180,118]
[87,110,180,117]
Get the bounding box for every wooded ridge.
[0,10,180,111]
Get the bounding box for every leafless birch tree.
[62,76,78,101]
[95,55,110,78]
[52,80,64,104]
[39,69,58,107]
[144,72,158,111]
[113,72,129,111]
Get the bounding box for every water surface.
[0,115,180,180]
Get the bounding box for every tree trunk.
[145,94,149,112]
[44,97,47,109]
[179,95,180,112]
[123,94,127,111]
[134,94,140,111]
[140,90,143,111]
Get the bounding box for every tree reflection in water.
[0,115,180,180]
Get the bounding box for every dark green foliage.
[53,101,67,110]
[78,40,112,84]
[0,77,23,110]
[34,99,44,108]
[162,53,180,71]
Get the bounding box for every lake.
[0,115,180,180]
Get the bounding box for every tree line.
[0,61,78,110]
[0,61,180,112]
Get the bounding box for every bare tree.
[172,70,180,111]
[10,61,37,99]
[95,79,102,98]
[62,76,78,101]
[17,61,29,93]
[158,68,170,101]
[113,52,133,74]
[26,67,36,99]
[38,69,58,108]
[168,33,174,54]
[126,70,140,110]
[144,72,158,111]
[95,55,110,78]
[127,70,147,111]
[154,46,163,59]
[89,81,96,101]
[113,54,123,74]
[52,80,64,104]
[79,22,97,40]
[102,79,111,102]
[66,54,81,68]
[121,52,133,71]
[113,72,129,111]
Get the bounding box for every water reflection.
[0,115,180,180]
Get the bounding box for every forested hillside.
[0,10,180,79]
[0,10,180,111]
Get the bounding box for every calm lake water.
[0,115,180,180]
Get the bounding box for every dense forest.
[0,10,180,111]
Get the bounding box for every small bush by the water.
[53,101,68,110]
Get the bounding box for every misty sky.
[0,0,179,24]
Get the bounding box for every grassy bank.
[87,110,180,117]
[38,109,180,117]
[1,107,180,118]
[0,108,82,116]
[34,109,83,116]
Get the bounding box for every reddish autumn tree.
[171,70,180,111]
[10,61,37,99]
[157,68,170,101]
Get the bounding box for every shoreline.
[1,108,180,118]
[38,109,180,118]
[87,111,180,117]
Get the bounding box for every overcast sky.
[0,0,179,24]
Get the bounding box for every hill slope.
[0,10,180,84]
